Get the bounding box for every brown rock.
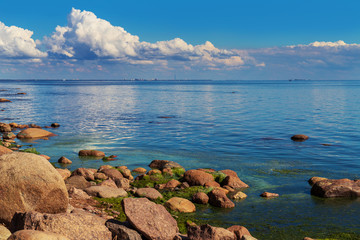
[9,123,19,128]
[71,168,95,181]
[187,224,236,240]
[68,187,91,200]
[260,192,279,198]
[308,176,328,186]
[220,169,239,178]
[94,172,108,180]
[227,225,252,240]
[165,197,196,213]
[16,128,55,139]
[184,169,214,186]
[119,168,132,179]
[0,145,12,156]
[0,224,11,240]
[2,132,16,140]
[0,123,11,132]
[204,181,221,188]
[148,169,162,175]
[192,192,209,204]
[132,167,147,173]
[114,178,131,191]
[105,219,142,240]
[0,153,68,228]
[58,156,72,164]
[149,159,184,170]
[311,178,360,198]
[98,179,118,188]
[56,169,71,180]
[78,150,105,157]
[51,123,60,128]
[11,211,112,240]
[84,186,127,198]
[164,179,181,189]
[8,230,70,240]
[101,168,123,181]
[135,188,163,200]
[0,98,11,102]
[231,191,248,200]
[65,175,91,190]
[221,176,249,189]
[291,134,309,142]
[98,165,113,171]
[122,198,178,240]
[208,189,235,208]
[39,154,50,160]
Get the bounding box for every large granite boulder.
[0,153,68,227]
[184,170,214,186]
[8,230,70,240]
[16,128,55,139]
[164,197,196,213]
[0,145,12,156]
[187,223,236,240]
[105,219,142,240]
[310,178,360,198]
[122,198,178,240]
[11,211,112,240]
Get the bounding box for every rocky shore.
[1,119,360,239]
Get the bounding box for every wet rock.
[0,98,11,102]
[187,223,236,240]
[122,198,178,240]
[2,132,16,140]
[208,189,235,208]
[291,134,309,142]
[0,152,68,227]
[84,186,127,198]
[0,224,11,240]
[11,211,112,240]
[65,175,91,190]
[227,225,253,240]
[78,150,105,157]
[221,176,249,189]
[58,156,72,164]
[184,170,214,186]
[132,167,147,173]
[135,188,163,200]
[165,197,196,213]
[101,168,123,181]
[311,178,360,198]
[231,191,247,200]
[51,123,60,128]
[105,219,142,240]
[308,176,328,186]
[0,145,12,156]
[220,169,239,178]
[0,123,11,132]
[17,128,55,139]
[192,192,209,205]
[71,168,95,181]
[8,230,70,240]
[39,154,50,160]
[149,160,184,170]
[56,169,71,180]
[260,192,279,198]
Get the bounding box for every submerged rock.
[291,134,309,142]
[260,192,279,198]
[78,150,105,157]
[0,152,68,227]
[17,128,55,139]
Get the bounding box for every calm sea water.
[1,80,360,239]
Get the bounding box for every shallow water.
[1,80,360,239]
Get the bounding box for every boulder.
[11,211,112,240]
[51,123,60,128]
[0,224,11,240]
[165,197,196,213]
[220,169,239,178]
[67,187,91,200]
[56,169,71,180]
[221,176,249,189]
[115,178,131,191]
[98,179,118,188]
[0,99,11,102]
[2,132,16,140]
[94,172,108,180]
[105,219,142,240]
[71,168,95,181]
[39,154,50,160]
[227,225,252,240]
[101,168,123,181]
[260,192,279,198]
[187,224,236,240]
[0,145,12,156]
[148,169,162,175]
[192,192,209,205]
[58,156,72,164]
[16,128,55,139]
[122,198,178,240]
[135,188,163,200]
[8,230,70,240]
[65,175,91,190]
[149,160,184,170]
[184,170,214,186]
[231,191,248,200]
[132,167,147,173]
[308,176,328,186]
[164,179,181,189]
[0,123,11,132]
[78,150,105,157]
[0,152,68,227]
[208,189,235,208]
[291,134,309,142]
[84,186,127,198]
[311,178,360,198]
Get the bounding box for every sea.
[1,79,360,239]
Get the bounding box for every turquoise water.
[1,80,360,239]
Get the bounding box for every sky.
[1,0,360,80]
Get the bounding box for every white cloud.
[43,8,248,69]
[0,21,46,58]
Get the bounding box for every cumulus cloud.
[43,8,248,69]
[0,21,46,58]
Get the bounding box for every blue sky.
[1,0,360,80]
